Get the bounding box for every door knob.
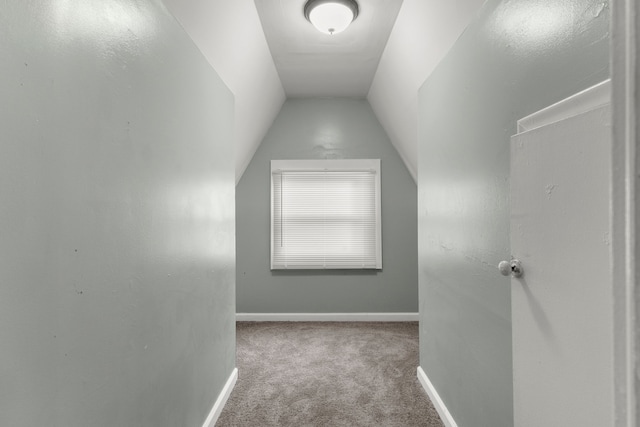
[498,259,523,278]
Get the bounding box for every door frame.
[611,0,638,425]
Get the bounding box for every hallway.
[2,0,636,426]
[217,322,442,426]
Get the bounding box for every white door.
[509,81,614,427]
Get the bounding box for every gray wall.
[236,98,417,313]
[0,1,235,426]
[417,1,609,426]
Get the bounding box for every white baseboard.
[202,367,237,427]
[417,366,458,427]
[236,312,419,322]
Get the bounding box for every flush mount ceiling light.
[304,0,359,35]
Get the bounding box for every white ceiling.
[162,0,486,184]
[367,0,487,181]
[254,0,403,97]
[162,0,286,184]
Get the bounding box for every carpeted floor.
[216,322,444,427]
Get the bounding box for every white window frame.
[270,159,382,270]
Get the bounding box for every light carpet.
[216,321,444,426]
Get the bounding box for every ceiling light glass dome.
[304,0,359,35]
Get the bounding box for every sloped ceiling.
[367,0,487,181]
[162,0,286,184]
[162,0,486,184]
[254,0,403,97]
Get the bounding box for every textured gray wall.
[417,0,610,426]
[236,98,417,313]
[0,1,235,426]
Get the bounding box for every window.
[271,159,382,270]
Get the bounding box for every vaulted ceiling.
[161,0,486,183]
[254,0,403,97]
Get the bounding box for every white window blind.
[271,159,382,270]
